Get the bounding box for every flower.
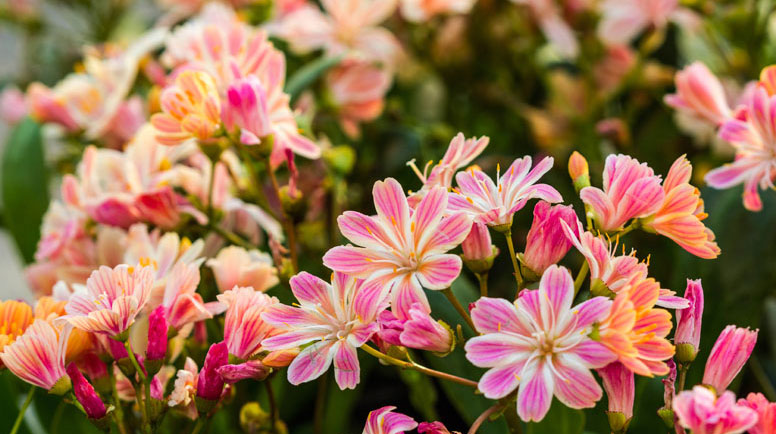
[417,421,456,434]
[0,86,27,125]
[216,286,279,361]
[262,272,389,390]
[461,221,495,263]
[206,246,279,293]
[1,319,71,391]
[702,326,758,392]
[400,0,475,22]
[196,341,228,402]
[448,156,561,228]
[597,0,688,46]
[674,279,703,362]
[673,386,758,434]
[522,201,578,274]
[362,406,418,434]
[222,75,272,145]
[377,303,453,354]
[147,306,169,364]
[324,180,471,318]
[512,0,580,58]
[464,265,615,422]
[67,363,107,420]
[64,264,154,339]
[326,60,392,138]
[598,362,634,422]
[665,62,732,127]
[580,154,665,232]
[737,393,776,434]
[705,86,776,211]
[168,357,199,419]
[642,155,720,259]
[568,151,590,188]
[151,70,222,146]
[161,262,225,332]
[0,300,33,354]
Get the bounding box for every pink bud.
[216,360,270,384]
[702,326,758,392]
[108,338,129,360]
[418,421,454,433]
[598,362,635,419]
[523,201,578,273]
[461,222,492,261]
[79,353,108,382]
[223,76,272,145]
[197,341,228,401]
[665,62,732,126]
[377,310,404,347]
[150,374,164,400]
[147,306,169,362]
[675,279,703,351]
[66,363,107,420]
[737,393,776,434]
[400,304,453,354]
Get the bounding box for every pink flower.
[0,86,28,125]
[597,0,685,46]
[464,265,615,422]
[522,201,578,274]
[64,264,154,339]
[738,393,776,434]
[377,303,453,354]
[327,60,392,138]
[417,421,455,434]
[206,246,279,293]
[222,75,272,145]
[362,406,418,434]
[580,154,665,231]
[261,272,389,390]
[702,326,758,392]
[513,0,579,58]
[161,262,225,332]
[705,86,776,211]
[665,62,732,127]
[1,319,71,391]
[598,362,634,419]
[400,0,476,22]
[324,180,471,318]
[147,306,168,363]
[448,156,561,227]
[461,221,495,262]
[196,341,228,402]
[67,363,107,420]
[217,286,279,361]
[674,279,703,360]
[673,386,758,434]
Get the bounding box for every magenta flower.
[702,326,758,392]
[362,406,418,434]
[448,156,562,227]
[665,62,732,127]
[146,306,168,364]
[324,180,471,318]
[417,421,454,434]
[261,272,389,390]
[705,86,776,211]
[222,75,272,145]
[737,393,776,434]
[675,279,704,360]
[598,362,634,420]
[377,303,453,354]
[464,265,615,422]
[580,154,665,231]
[196,341,228,402]
[522,201,578,274]
[67,363,107,420]
[673,386,758,434]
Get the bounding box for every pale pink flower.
[512,0,579,57]
[594,46,636,94]
[597,0,689,46]
[522,201,577,274]
[408,133,490,200]
[206,246,279,293]
[0,86,27,125]
[324,180,471,318]
[222,75,272,145]
[327,60,392,138]
[262,272,389,390]
[673,386,758,434]
[665,62,733,127]
[377,303,453,354]
[705,86,776,211]
[362,406,418,434]
[63,264,154,339]
[123,223,204,286]
[702,326,758,392]
[1,319,71,391]
[675,279,703,355]
[448,156,561,227]
[464,265,615,422]
[598,362,634,419]
[580,154,665,231]
[737,393,776,434]
[461,221,494,262]
[400,0,476,22]
[217,287,280,361]
[168,357,199,419]
[162,262,225,332]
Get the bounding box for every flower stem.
[503,230,524,292]
[361,344,479,388]
[124,340,146,382]
[442,288,476,332]
[268,167,299,273]
[467,402,503,434]
[476,272,489,297]
[10,386,35,434]
[265,380,279,428]
[191,418,205,434]
[677,365,688,392]
[313,375,327,434]
[111,373,128,434]
[573,261,589,297]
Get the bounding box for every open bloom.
[207,246,279,293]
[642,155,720,259]
[168,357,199,420]
[1,319,71,391]
[377,303,453,354]
[522,201,577,274]
[324,180,471,318]
[64,264,154,338]
[262,272,389,390]
[673,386,758,434]
[464,265,615,422]
[162,262,225,332]
[580,154,665,231]
[0,300,33,354]
[738,393,776,434]
[217,286,279,361]
[362,406,418,434]
[448,156,562,227]
[665,62,732,127]
[705,86,776,211]
[702,326,758,392]
[151,70,221,146]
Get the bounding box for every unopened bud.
[675,342,698,364]
[606,411,630,434]
[323,145,356,175]
[240,402,270,433]
[568,151,590,192]
[657,407,675,429]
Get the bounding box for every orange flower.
[0,300,33,354]
[151,70,221,145]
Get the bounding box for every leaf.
[1,118,48,263]
[525,399,585,434]
[399,367,439,422]
[284,55,343,102]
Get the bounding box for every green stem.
[442,288,476,332]
[313,375,327,434]
[467,402,503,434]
[111,370,128,434]
[501,400,523,434]
[265,380,279,428]
[10,386,35,434]
[504,230,524,292]
[209,224,256,250]
[476,272,489,297]
[361,345,478,388]
[124,340,146,382]
[191,418,205,434]
[268,167,299,273]
[574,261,589,297]
[677,365,688,392]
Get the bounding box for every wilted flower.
[1,319,71,392]
[168,357,199,419]
[522,201,577,274]
[737,393,776,434]
[465,265,615,422]
[702,326,758,392]
[362,406,418,434]
[151,70,222,145]
[665,62,732,127]
[207,246,279,293]
[673,386,757,434]
[674,279,703,363]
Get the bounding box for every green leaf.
[284,55,343,102]
[1,118,48,263]
[525,400,585,434]
[399,367,438,422]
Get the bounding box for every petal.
[516,359,554,422]
[415,254,462,290]
[373,178,411,239]
[390,274,428,320]
[286,340,335,385]
[322,246,387,276]
[332,341,360,390]
[352,279,390,322]
[289,272,332,309]
[412,186,447,242]
[573,296,613,329]
[552,353,603,409]
[470,297,531,335]
[416,213,473,256]
[465,334,532,368]
[538,265,575,329]
[571,340,616,368]
[478,361,527,399]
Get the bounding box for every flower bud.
[66,363,107,420]
[568,151,590,192]
[240,402,271,433]
[598,362,634,433]
[146,306,168,375]
[108,338,135,377]
[279,184,307,223]
[418,421,455,433]
[222,76,272,146]
[522,201,577,275]
[217,360,271,384]
[402,304,455,355]
[79,353,110,394]
[702,326,758,392]
[461,222,498,274]
[196,341,228,412]
[675,279,703,364]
